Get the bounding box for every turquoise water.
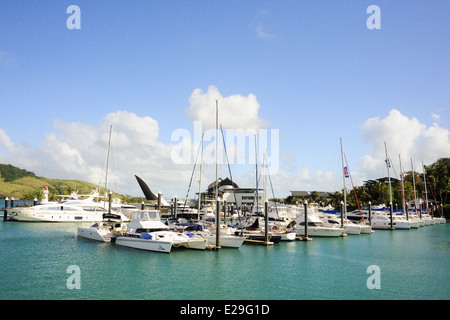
[0,221,448,300]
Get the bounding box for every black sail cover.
[135,175,158,200]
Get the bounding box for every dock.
[296,236,312,241]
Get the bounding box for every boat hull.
[295,226,344,237]
[115,236,173,253]
[7,208,103,222]
[279,232,297,241]
[204,234,245,248]
[77,227,112,243]
[175,238,208,250]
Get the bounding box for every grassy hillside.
[0,163,146,203]
[0,163,106,200]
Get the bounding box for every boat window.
[83,206,105,212]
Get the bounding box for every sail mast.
[422,161,429,214]
[215,99,220,249]
[197,133,204,220]
[399,154,408,220]
[384,142,393,205]
[340,138,347,223]
[255,135,259,214]
[384,142,393,229]
[103,125,113,210]
[411,158,419,218]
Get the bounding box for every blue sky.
[1,1,449,199]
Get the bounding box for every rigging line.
[343,152,362,216]
[388,155,409,212]
[219,125,240,220]
[404,171,418,213]
[425,170,441,218]
[183,134,203,209]
[265,153,279,218]
[415,172,429,213]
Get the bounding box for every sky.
[0,0,449,201]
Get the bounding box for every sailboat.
[77,125,129,242]
[335,138,372,235]
[370,146,411,230]
[194,100,245,248]
[294,204,344,237]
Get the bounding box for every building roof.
[290,191,333,198]
[207,177,239,193]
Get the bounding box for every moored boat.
[77,213,128,243]
[294,211,345,237]
[115,210,207,253]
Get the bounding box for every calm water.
[0,219,448,300]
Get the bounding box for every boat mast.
[197,133,204,221]
[255,135,259,215]
[384,142,393,205]
[399,154,408,220]
[411,158,419,218]
[103,125,113,210]
[422,161,429,214]
[384,142,393,229]
[215,99,220,249]
[340,138,347,225]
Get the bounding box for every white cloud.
[0,111,194,198]
[0,85,272,199]
[185,85,269,130]
[1,105,447,202]
[359,109,450,178]
[254,9,276,39]
[431,113,440,123]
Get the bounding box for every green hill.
[0,163,107,200]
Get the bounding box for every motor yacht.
[7,190,110,222]
[115,210,207,253]
[294,212,344,237]
[321,214,374,235]
[77,213,128,242]
[368,214,411,230]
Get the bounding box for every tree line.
[278,158,450,217]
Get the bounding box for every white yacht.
[115,210,207,253]
[77,213,128,243]
[421,213,434,225]
[294,211,344,237]
[368,214,411,230]
[321,214,373,235]
[269,225,297,241]
[234,215,283,243]
[178,222,245,248]
[6,190,111,222]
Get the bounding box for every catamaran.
[115,210,207,253]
